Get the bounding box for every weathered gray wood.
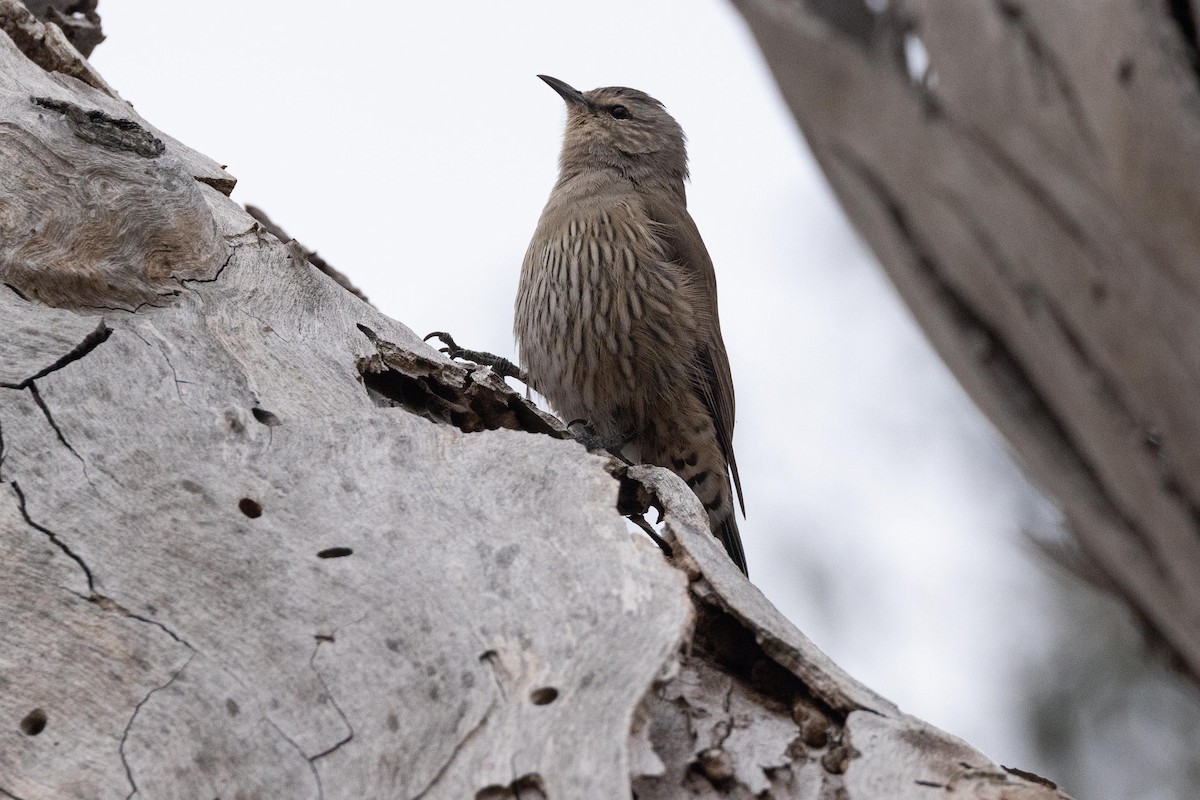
[0,4,1070,798]
[0,186,690,799]
[244,204,371,304]
[625,465,894,718]
[627,466,1069,799]
[0,478,192,799]
[733,0,1200,681]
[0,285,107,386]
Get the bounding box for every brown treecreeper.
[430,75,747,575]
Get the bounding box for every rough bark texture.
[732,0,1200,681]
[18,0,100,56]
[0,3,1068,798]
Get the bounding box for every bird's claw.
[567,419,633,464]
[423,330,529,383]
[424,331,465,360]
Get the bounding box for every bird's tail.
[658,422,748,575]
[711,506,748,576]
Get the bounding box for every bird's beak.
[538,74,589,110]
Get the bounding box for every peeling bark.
[0,3,1068,798]
[733,0,1200,683]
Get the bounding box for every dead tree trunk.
[0,3,1068,798]
[732,0,1200,682]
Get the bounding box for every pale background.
[89,3,1199,797]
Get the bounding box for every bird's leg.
[566,419,634,462]
[628,513,673,557]
[423,331,528,383]
[612,464,673,557]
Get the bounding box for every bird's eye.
[610,105,631,119]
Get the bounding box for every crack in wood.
[10,479,94,589]
[265,717,324,800]
[120,653,195,800]
[176,245,236,289]
[409,701,496,799]
[79,590,196,650]
[26,381,93,485]
[307,639,354,762]
[12,481,197,652]
[0,320,110,390]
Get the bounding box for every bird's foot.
[566,419,634,462]
[423,331,527,382]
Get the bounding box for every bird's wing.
[644,192,745,515]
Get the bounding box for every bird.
[514,75,747,575]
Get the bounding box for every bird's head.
[538,75,688,186]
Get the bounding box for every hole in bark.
[251,407,279,426]
[529,687,558,706]
[693,602,844,729]
[1117,58,1135,85]
[475,773,546,800]
[19,708,47,736]
[317,547,353,559]
[696,747,736,784]
[513,774,546,798]
[359,361,484,430]
[238,498,262,518]
[822,744,859,774]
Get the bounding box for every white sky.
[92,0,1066,772]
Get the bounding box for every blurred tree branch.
[734,0,1200,683]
